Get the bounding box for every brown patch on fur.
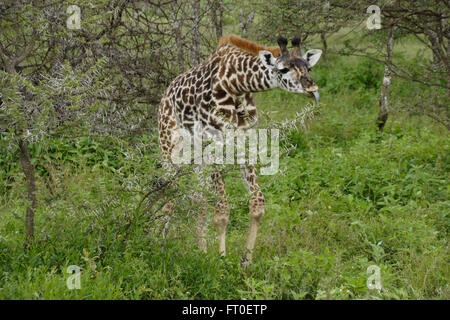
[218,35,281,58]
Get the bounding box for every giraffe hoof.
[198,242,207,253]
[241,257,252,269]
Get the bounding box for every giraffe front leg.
[190,187,209,253]
[241,165,265,268]
[196,204,207,253]
[161,200,174,239]
[212,171,230,256]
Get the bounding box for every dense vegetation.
[0,1,448,299]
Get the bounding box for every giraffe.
[158,35,322,266]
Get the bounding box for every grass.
[0,50,448,299]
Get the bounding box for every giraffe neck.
[219,48,276,95]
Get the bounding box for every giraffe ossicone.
[158,35,322,266]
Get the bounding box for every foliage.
[0,0,448,300]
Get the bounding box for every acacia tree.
[0,1,117,246]
[0,0,228,245]
[331,0,449,130]
[381,1,449,130]
[0,1,60,245]
[251,0,349,57]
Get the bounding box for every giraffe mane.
[218,35,282,58]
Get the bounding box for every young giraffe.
[158,35,322,266]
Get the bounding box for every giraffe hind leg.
[190,174,211,254]
[212,170,230,256]
[196,200,208,253]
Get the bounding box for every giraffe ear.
[259,50,276,68]
[302,49,322,68]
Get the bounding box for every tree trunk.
[377,25,396,131]
[171,1,184,73]
[192,0,201,66]
[18,139,37,247]
[209,0,223,41]
[239,9,246,35]
[320,32,328,60]
[239,9,254,35]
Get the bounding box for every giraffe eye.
[279,68,289,74]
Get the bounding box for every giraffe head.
[259,36,322,103]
